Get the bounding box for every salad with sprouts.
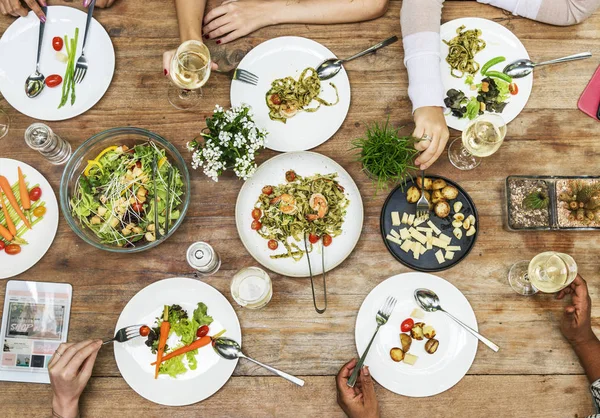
[70,142,184,247]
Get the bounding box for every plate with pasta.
[230,36,351,152]
[235,152,363,277]
[440,18,532,131]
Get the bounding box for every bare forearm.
[572,334,600,384]
[270,0,387,26]
[175,0,206,41]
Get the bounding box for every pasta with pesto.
[444,25,486,78]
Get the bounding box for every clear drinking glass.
[24,123,72,164]
[0,108,10,139]
[167,40,212,110]
[448,113,507,170]
[508,251,578,295]
[230,267,273,310]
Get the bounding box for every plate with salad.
[0,158,58,279]
[0,6,115,121]
[114,277,242,406]
[440,18,533,131]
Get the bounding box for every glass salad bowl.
[60,127,191,253]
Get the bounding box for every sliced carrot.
[0,224,13,241]
[0,176,31,229]
[0,192,17,236]
[150,336,211,366]
[18,167,31,210]
[155,306,170,379]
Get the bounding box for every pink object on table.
[578,64,600,121]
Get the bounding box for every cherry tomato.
[251,208,262,220]
[132,202,144,212]
[29,187,42,201]
[251,220,262,231]
[285,170,296,182]
[267,239,278,250]
[45,74,63,88]
[400,318,414,333]
[139,325,150,337]
[0,242,5,251]
[262,186,273,195]
[322,234,332,247]
[308,233,319,244]
[270,93,282,105]
[52,36,63,51]
[33,206,46,217]
[5,244,21,255]
[135,161,142,168]
[196,325,209,338]
[509,83,519,95]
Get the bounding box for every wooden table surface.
[1,0,600,416]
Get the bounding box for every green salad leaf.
[466,96,480,120]
[193,302,213,327]
[159,355,188,378]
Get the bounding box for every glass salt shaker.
[24,123,72,164]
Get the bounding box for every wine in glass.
[448,113,507,170]
[167,40,211,110]
[508,251,578,295]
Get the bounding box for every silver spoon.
[316,35,398,80]
[414,288,499,352]
[212,337,305,386]
[503,52,592,79]
[25,6,48,98]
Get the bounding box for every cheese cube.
[420,244,427,255]
[403,353,418,365]
[435,249,445,264]
[407,214,415,226]
[409,229,428,245]
[413,246,420,260]
[416,227,431,233]
[445,250,455,260]
[413,216,427,227]
[391,211,401,226]
[438,233,452,244]
[401,212,409,224]
[447,245,461,252]
[432,237,448,249]
[386,235,403,246]
[399,228,410,240]
[427,220,441,235]
[390,229,400,239]
[411,308,425,319]
[401,240,414,252]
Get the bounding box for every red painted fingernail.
[163,69,168,76]
[216,40,221,45]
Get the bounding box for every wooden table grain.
[1,0,599,416]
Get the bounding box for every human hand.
[162,48,218,77]
[556,274,595,346]
[412,106,450,170]
[85,0,117,8]
[49,340,102,418]
[336,358,380,418]
[0,0,46,21]
[203,0,273,45]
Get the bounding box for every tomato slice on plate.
[5,244,21,255]
[267,239,278,250]
[308,233,319,244]
[45,74,63,88]
[400,318,414,332]
[322,234,332,247]
[52,36,63,51]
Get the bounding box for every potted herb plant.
[351,119,419,192]
[187,104,267,182]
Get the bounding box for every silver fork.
[217,68,259,86]
[74,0,95,84]
[347,296,397,387]
[102,325,142,345]
[415,170,430,219]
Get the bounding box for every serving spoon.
[212,337,305,386]
[316,35,398,80]
[414,288,499,352]
[25,6,48,98]
[503,52,592,78]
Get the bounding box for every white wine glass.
[167,40,212,110]
[448,113,507,170]
[508,251,578,296]
[0,107,10,139]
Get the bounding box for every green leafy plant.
[350,119,419,192]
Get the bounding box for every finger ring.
[421,134,431,141]
[55,351,63,357]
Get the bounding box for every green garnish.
[58,27,79,109]
[523,191,549,210]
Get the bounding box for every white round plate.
[440,18,532,131]
[0,158,58,279]
[355,272,478,397]
[235,152,363,278]
[113,277,242,406]
[230,36,351,152]
[0,6,115,121]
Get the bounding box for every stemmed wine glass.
[0,108,9,139]
[448,113,507,170]
[167,40,212,110]
[508,251,578,295]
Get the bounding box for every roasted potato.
[425,338,439,354]
[441,185,459,200]
[423,325,436,339]
[406,186,421,204]
[424,191,433,209]
[431,190,445,204]
[434,201,451,218]
[400,333,412,352]
[410,322,425,340]
[432,179,447,190]
[390,347,405,362]
[416,177,433,190]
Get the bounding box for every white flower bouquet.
[188,104,267,182]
